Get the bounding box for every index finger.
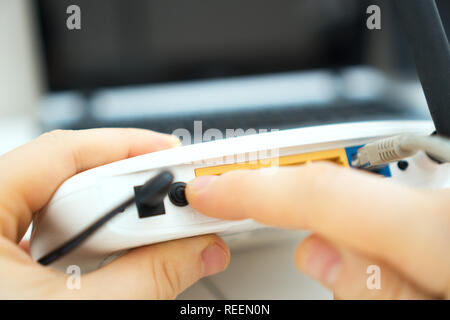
[0,128,179,242]
[186,163,450,295]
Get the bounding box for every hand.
[0,129,229,299]
[186,163,450,299]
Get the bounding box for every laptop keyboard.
[63,99,425,139]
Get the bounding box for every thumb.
[75,235,229,299]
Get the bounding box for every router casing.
[30,121,450,272]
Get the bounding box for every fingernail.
[301,239,341,286]
[202,243,228,277]
[189,176,217,193]
[167,135,182,147]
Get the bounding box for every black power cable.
[394,0,450,137]
[38,171,174,266]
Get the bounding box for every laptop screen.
[35,0,367,92]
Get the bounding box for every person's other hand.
[0,129,229,299]
[186,163,449,299]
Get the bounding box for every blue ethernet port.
[345,145,392,177]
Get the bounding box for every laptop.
[34,0,444,139]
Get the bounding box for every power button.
[168,182,188,207]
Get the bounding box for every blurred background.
[0,0,448,299]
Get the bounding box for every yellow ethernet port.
[195,148,349,176]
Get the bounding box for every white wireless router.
[30,120,450,272]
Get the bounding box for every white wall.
[0,0,43,117]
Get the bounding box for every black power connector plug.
[169,182,189,207]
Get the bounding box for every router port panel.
[195,148,350,177]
